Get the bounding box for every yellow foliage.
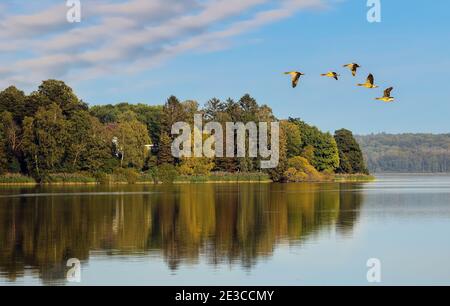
[284,156,322,182]
[178,157,215,176]
[177,131,215,176]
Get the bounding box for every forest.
[356,133,450,173]
[0,80,369,183]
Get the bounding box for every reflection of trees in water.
[337,184,364,235]
[0,183,364,281]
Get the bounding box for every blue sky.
[1,0,449,134]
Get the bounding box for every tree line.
[356,133,450,173]
[0,80,368,182]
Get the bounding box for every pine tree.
[158,132,174,165]
[161,96,187,135]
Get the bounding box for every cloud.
[0,3,69,39]
[0,0,325,89]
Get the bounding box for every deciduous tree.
[334,129,368,174]
[22,104,68,176]
[116,111,151,169]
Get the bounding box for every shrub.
[178,157,214,176]
[284,167,308,182]
[156,164,178,184]
[113,168,140,184]
[93,172,112,184]
[284,156,323,182]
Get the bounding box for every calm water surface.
[1,174,450,285]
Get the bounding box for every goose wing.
[351,64,359,76]
[292,73,301,88]
[367,74,374,85]
[285,72,301,88]
[384,87,393,97]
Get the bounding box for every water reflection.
[0,183,364,284]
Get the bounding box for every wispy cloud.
[0,0,325,89]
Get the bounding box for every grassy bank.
[333,174,376,182]
[175,172,271,183]
[0,171,271,185]
[0,172,374,185]
[0,173,37,185]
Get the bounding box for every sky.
[0,0,449,134]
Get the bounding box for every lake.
[1,174,450,285]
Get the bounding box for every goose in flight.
[343,63,360,76]
[357,73,379,88]
[321,71,340,80]
[284,71,305,88]
[376,87,395,102]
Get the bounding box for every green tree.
[238,94,258,122]
[22,104,68,177]
[0,111,23,172]
[85,117,119,172]
[205,99,238,172]
[289,118,339,171]
[0,86,26,122]
[182,100,200,125]
[161,96,187,135]
[204,98,225,121]
[90,103,163,146]
[22,92,50,119]
[89,104,120,123]
[267,121,288,182]
[64,110,92,171]
[158,132,174,165]
[0,127,7,174]
[335,129,369,174]
[116,111,151,169]
[225,98,242,122]
[301,145,315,165]
[282,120,302,158]
[37,80,88,117]
[313,132,339,171]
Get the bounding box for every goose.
[357,73,379,88]
[284,71,305,88]
[321,71,340,80]
[343,63,360,76]
[376,87,395,102]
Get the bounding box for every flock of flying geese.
[284,63,395,102]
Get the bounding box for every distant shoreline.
[372,172,450,175]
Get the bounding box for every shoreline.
[0,174,375,186]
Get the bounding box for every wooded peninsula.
[0,80,371,184]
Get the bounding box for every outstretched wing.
[367,74,374,85]
[333,73,339,80]
[292,73,301,88]
[351,65,358,76]
[384,87,393,97]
